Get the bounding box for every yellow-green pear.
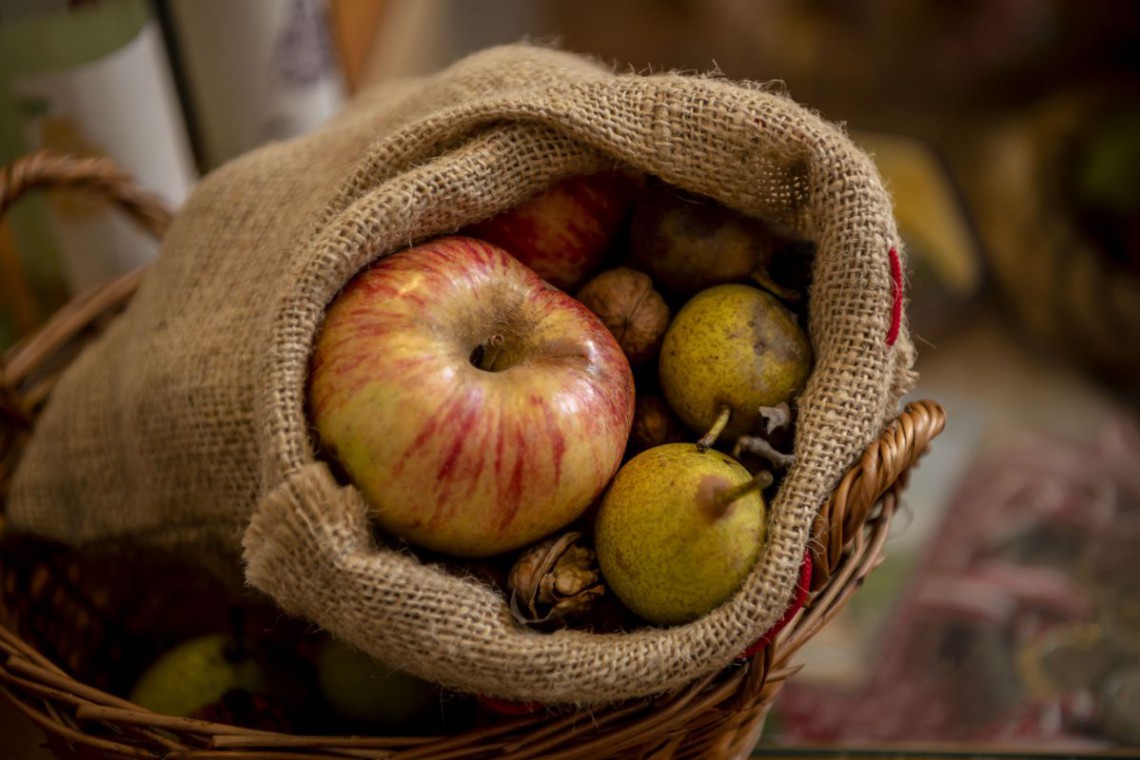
[659,283,811,441]
[594,443,767,625]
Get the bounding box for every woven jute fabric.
[8,44,916,705]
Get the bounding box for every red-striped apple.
[308,236,636,557]
[462,171,638,291]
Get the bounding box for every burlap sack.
[8,44,916,705]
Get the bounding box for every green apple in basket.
[129,633,271,718]
[308,236,636,557]
[315,637,439,727]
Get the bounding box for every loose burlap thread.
[8,44,916,705]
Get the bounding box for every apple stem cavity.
[697,405,733,451]
[471,333,508,372]
[714,470,774,510]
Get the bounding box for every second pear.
[659,284,812,441]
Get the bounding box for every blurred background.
[2,0,1138,756]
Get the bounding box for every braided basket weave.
[0,152,945,760]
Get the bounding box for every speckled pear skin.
[629,185,761,295]
[658,284,812,440]
[594,443,767,625]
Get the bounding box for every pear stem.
[697,405,732,452]
[750,268,801,302]
[715,470,774,510]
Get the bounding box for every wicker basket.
[0,151,945,760]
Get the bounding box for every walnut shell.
[508,532,603,627]
[631,395,689,453]
[576,267,671,366]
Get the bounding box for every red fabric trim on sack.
[477,695,544,716]
[887,246,902,346]
[739,550,813,659]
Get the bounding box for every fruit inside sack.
[658,283,813,442]
[308,236,636,558]
[307,171,814,636]
[629,180,801,301]
[461,171,639,291]
[595,443,768,625]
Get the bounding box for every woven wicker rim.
[0,151,945,760]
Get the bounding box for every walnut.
[631,396,688,453]
[508,532,603,628]
[576,267,670,366]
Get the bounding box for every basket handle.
[0,149,173,239]
[0,150,170,510]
